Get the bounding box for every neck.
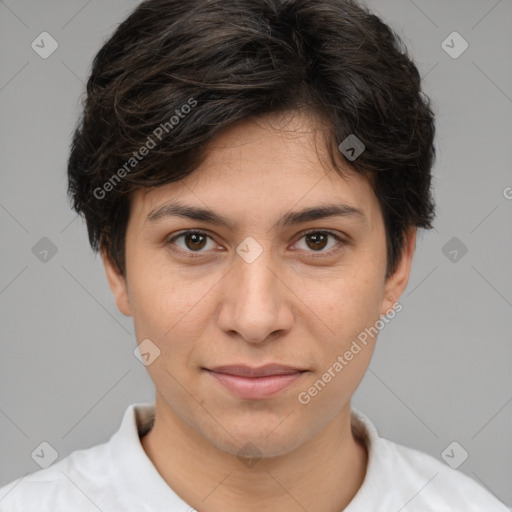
[141,395,367,512]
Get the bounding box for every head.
[67,0,435,457]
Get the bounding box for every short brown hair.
[67,0,436,277]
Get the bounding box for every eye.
[293,230,345,256]
[166,230,218,254]
[166,229,346,258]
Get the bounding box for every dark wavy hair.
[67,0,436,278]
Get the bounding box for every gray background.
[1,0,511,507]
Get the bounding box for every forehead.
[130,112,380,228]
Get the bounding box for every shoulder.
[349,409,509,511]
[383,438,508,510]
[0,403,155,512]
[0,441,114,511]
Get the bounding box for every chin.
[206,420,306,460]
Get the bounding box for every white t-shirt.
[0,403,509,511]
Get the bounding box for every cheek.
[128,272,209,396]
[127,259,220,357]
[307,263,385,378]
[315,263,385,332]
[297,280,382,412]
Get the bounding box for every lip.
[208,364,305,377]
[204,364,306,399]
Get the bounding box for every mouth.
[203,364,307,400]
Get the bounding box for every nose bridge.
[234,233,275,280]
[217,236,292,343]
[237,250,276,304]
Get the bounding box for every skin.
[102,111,416,512]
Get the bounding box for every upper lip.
[206,364,306,377]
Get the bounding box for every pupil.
[308,233,327,251]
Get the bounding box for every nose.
[216,245,294,344]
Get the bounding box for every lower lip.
[206,370,304,399]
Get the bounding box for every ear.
[100,248,132,317]
[380,228,416,316]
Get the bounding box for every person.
[0,0,508,510]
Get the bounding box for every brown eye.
[294,230,344,256]
[167,230,215,253]
[305,232,329,251]
[183,232,207,251]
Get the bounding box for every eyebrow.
[146,201,366,231]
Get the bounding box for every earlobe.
[100,249,132,317]
[380,228,416,316]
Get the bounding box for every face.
[103,111,414,459]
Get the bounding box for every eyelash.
[165,229,346,259]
